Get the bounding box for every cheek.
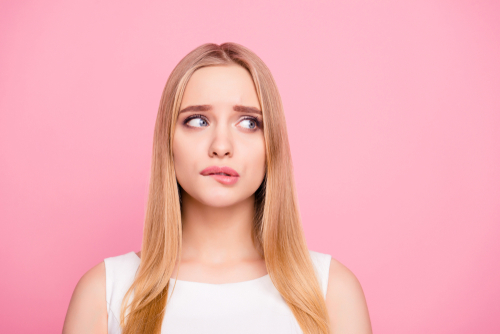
[246,138,266,179]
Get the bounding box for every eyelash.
[183,114,262,130]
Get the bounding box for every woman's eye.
[239,118,258,130]
[183,115,260,130]
[185,117,208,128]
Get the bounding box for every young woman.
[63,42,372,334]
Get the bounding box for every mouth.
[200,166,240,177]
[200,166,240,185]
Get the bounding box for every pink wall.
[1,1,499,333]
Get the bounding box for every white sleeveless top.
[104,250,332,334]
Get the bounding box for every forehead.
[180,65,260,109]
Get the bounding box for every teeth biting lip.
[200,166,240,177]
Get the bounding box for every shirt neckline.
[129,251,271,286]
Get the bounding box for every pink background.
[1,1,499,333]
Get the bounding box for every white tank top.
[104,250,332,334]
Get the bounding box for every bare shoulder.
[62,261,108,334]
[325,257,372,334]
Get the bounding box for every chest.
[159,277,303,334]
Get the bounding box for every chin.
[202,200,239,208]
[197,191,243,208]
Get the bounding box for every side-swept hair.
[120,42,330,334]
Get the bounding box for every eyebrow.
[179,104,262,115]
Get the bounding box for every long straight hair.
[120,42,330,334]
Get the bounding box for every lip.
[200,166,240,185]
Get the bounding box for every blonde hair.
[120,42,330,334]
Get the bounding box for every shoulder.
[325,256,372,333]
[62,261,107,334]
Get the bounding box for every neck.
[179,190,261,265]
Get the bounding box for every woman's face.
[173,64,266,208]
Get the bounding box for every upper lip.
[200,166,240,177]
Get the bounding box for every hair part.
[120,42,330,334]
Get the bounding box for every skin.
[62,64,372,334]
[169,64,268,283]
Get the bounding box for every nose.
[209,122,233,158]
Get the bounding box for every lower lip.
[207,174,239,185]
